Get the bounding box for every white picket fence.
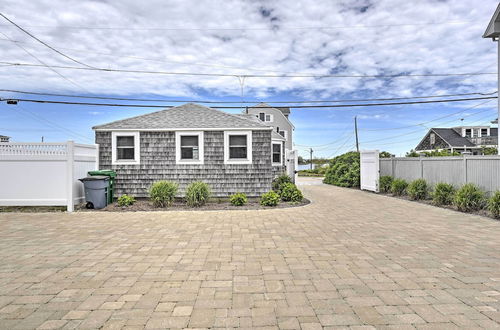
[0,141,99,212]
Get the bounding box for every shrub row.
[116,174,303,209]
[379,176,500,218]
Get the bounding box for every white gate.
[360,150,379,192]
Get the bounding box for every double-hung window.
[481,128,488,137]
[176,131,204,164]
[272,142,282,165]
[112,132,140,165]
[258,112,273,122]
[224,131,252,164]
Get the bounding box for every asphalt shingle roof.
[432,128,477,147]
[93,103,270,130]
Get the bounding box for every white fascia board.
[94,127,272,132]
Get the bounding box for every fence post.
[419,156,424,179]
[95,144,100,170]
[391,156,395,177]
[66,141,75,212]
[463,154,468,185]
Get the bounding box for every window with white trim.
[272,142,282,165]
[175,131,204,164]
[112,131,140,165]
[464,128,472,138]
[430,133,435,145]
[224,131,252,164]
[481,128,488,137]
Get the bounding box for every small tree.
[406,149,420,157]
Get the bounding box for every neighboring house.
[415,126,498,155]
[0,135,10,143]
[92,103,287,197]
[246,103,295,152]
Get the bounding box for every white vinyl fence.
[0,141,98,211]
[380,155,500,194]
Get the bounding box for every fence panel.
[0,141,98,211]
[380,155,500,194]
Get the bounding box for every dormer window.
[481,128,488,136]
[464,128,472,138]
[258,112,273,122]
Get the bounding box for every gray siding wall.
[96,130,282,198]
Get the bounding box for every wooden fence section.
[0,141,98,212]
[380,155,500,194]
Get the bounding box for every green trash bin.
[88,170,116,204]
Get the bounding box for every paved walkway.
[0,180,499,329]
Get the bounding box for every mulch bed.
[76,197,310,212]
[379,192,497,220]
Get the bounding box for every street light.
[483,3,500,155]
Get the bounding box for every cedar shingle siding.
[96,130,282,197]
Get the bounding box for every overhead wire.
[0,13,95,68]
[0,61,496,79]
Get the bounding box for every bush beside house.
[150,181,178,207]
[229,193,247,206]
[432,183,455,206]
[185,181,211,207]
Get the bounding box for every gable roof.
[431,128,476,147]
[484,3,500,38]
[248,103,295,129]
[93,103,271,130]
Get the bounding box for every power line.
[359,99,496,131]
[0,61,496,79]
[0,88,496,104]
[0,13,94,68]
[0,96,496,109]
[0,20,473,31]
[0,32,91,93]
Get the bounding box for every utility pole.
[354,116,360,153]
[41,136,44,143]
[309,148,313,170]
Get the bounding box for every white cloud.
[0,0,497,100]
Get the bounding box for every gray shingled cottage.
[93,103,286,197]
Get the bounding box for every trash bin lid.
[88,170,117,178]
[79,175,110,182]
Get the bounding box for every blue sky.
[0,0,498,158]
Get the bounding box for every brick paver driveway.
[1,178,499,329]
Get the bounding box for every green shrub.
[323,151,360,188]
[272,174,292,193]
[488,191,500,218]
[379,176,393,193]
[185,181,211,207]
[391,179,408,196]
[150,181,178,207]
[453,183,486,212]
[407,179,428,200]
[432,183,455,206]
[280,183,303,202]
[117,194,135,207]
[229,193,247,206]
[260,191,280,207]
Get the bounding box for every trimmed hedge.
[323,152,360,188]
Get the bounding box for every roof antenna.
[236,75,246,113]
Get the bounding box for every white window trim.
[271,141,283,166]
[265,114,274,122]
[224,131,252,165]
[175,131,204,165]
[111,131,140,165]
